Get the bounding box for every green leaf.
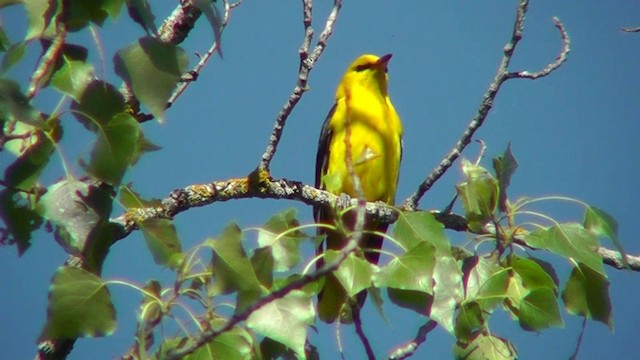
[454,332,517,360]
[455,301,484,342]
[475,266,510,311]
[327,250,373,297]
[191,0,223,57]
[510,255,557,293]
[65,0,110,30]
[257,208,306,271]
[208,223,261,295]
[125,0,157,35]
[430,254,463,333]
[456,159,498,232]
[83,113,140,185]
[114,36,188,120]
[1,41,27,74]
[37,179,113,255]
[247,290,314,359]
[562,263,613,329]
[50,55,94,100]
[118,183,162,209]
[584,206,627,268]
[392,211,450,253]
[492,143,518,212]
[4,128,55,190]
[260,336,300,360]
[139,218,183,269]
[25,0,59,40]
[387,288,432,315]
[251,246,274,289]
[462,256,499,300]
[187,322,259,360]
[42,266,116,339]
[0,78,46,127]
[373,241,436,292]
[0,189,43,255]
[71,80,126,130]
[518,287,563,332]
[102,0,125,19]
[524,223,603,275]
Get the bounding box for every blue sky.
[1,1,639,359]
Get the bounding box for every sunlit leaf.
[430,254,463,333]
[373,241,436,292]
[455,301,484,342]
[187,324,259,360]
[584,206,627,268]
[50,55,94,100]
[82,113,140,185]
[257,208,306,271]
[139,218,183,269]
[454,332,517,360]
[114,36,188,120]
[456,159,498,232]
[475,267,510,311]
[518,287,563,332]
[247,290,314,359]
[562,263,613,329]
[208,223,261,295]
[118,183,162,209]
[37,179,113,255]
[41,266,116,339]
[392,211,449,253]
[251,246,274,289]
[25,0,58,40]
[1,41,27,74]
[327,250,374,297]
[524,223,603,275]
[510,255,557,293]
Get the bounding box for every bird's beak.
[376,53,393,68]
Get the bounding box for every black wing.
[313,103,336,222]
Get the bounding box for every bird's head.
[336,53,392,100]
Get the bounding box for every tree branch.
[258,0,342,171]
[402,0,569,211]
[387,320,438,360]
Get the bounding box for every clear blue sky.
[1,1,639,359]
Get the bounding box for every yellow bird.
[314,54,403,323]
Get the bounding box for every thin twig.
[166,0,242,109]
[402,0,570,211]
[507,17,570,79]
[27,23,68,99]
[353,305,376,360]
[165,233,360,359]
[258,0,342,171]
[388,320,438,360]
[621,26,640,33]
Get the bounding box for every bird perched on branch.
[314,53,403,323]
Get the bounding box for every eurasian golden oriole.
[314,53,403,323]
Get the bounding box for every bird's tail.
[316,209,387,323]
